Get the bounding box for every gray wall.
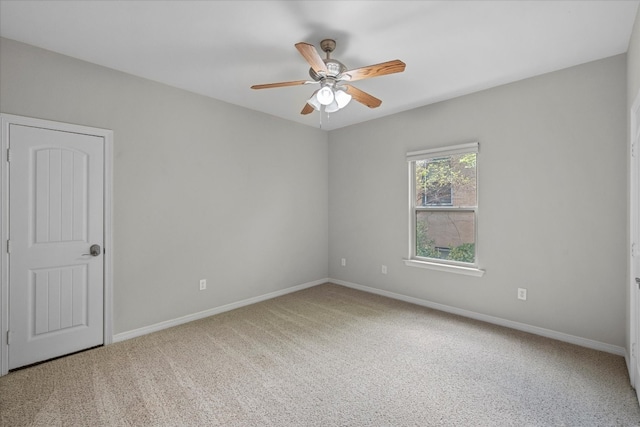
[0,36,631,349]
[627,8,640,359]
[630,8,640,107]
[329,54,627,347]
[0,38,329,334]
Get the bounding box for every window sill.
[403,259,485,277]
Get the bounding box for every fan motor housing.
[309,59,347,81]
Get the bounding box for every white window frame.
[404,142,485,277]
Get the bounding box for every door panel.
[9,124,104,370]
[34,148,88,244]
[33,266,87,335]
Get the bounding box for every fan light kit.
[251,39,406,116]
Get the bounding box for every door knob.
[83,244,101,257]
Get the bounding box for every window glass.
[416,211,475,263]
[409,145,478,267]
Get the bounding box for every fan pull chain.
[318,105,332,129]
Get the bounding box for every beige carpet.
[1,283,639,426]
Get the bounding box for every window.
[406,142,482,275]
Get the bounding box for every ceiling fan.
[251,39,406,115]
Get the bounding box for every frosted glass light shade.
[334,89,352,109]
[307,90,321,111]
[325,100,340,113]
[317,86,335,105]
[307,86,351,113]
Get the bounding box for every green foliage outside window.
[448,243,475,263]
[416,219,475,263]
[415,153,476,207]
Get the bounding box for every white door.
[8,123,104,370]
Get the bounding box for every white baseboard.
[113,277,625,357]
[331,278,626,357]
[113,278,329,343]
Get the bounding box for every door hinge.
[6,330,10,345]
[6,148,10,162]
[6,240,10,254]
[633,242,637,258]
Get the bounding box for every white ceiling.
[0,1,638,131]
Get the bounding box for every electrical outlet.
[381,265,387,274]
[517,288,527,300]
[341,258,346,267]
[199,279,207,291]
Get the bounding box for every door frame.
[0,113,113,376]
[630,90,640,390]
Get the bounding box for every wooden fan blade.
[251,80,312,90]
[344,85,382,108]
[295,42,327,74]
[301,103,315,115]
[341,60,406,82]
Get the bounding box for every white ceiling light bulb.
[334,88,352,109]
[316,86,335,105]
